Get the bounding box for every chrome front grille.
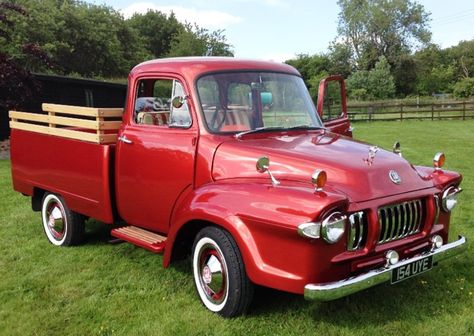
[377,199,424,244]
[347,211,368,251]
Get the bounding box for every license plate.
[391,255,433,284]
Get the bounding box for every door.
[115,76,197,234]
[317,75,353,137]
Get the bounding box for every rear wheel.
[192,226,253,317]
[41,193,85,246]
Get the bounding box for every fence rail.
[347,101,474,122]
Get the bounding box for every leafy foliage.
[0,1,52,109]
[453,78,474,98]
[346,56,395,100]
[336,0,431,70]
[167,24,233,57]
[1,0,234,79]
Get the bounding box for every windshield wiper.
[286,124,325,131]
[234,126,287,139]
[235,125,324,139]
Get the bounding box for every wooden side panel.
[9,103,123,144]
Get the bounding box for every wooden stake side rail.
[9,103,123,144]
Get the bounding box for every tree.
[327,42,354,78]
[0,2,52,109]
[453,78,474,98]
[336,0,431,70]
[167,24,233,57]
[347,56,395,100]
[128,10,182,58]
[8,0,149,78]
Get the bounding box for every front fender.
[164,180,348,294]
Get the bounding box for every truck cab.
[9,57,467,317]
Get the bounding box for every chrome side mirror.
[256,156,269,173]
[256,156,280,186]
[171,95,186,109]
[393,141,402,157]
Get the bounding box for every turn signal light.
[311,170,327,192]
[433,152,445,170]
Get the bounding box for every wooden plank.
[97,108,124,117]
[42,103,100,117]
[99,134,117,144]
[99,120,122,130]
[9,111,101,130]
[10,121,99,143]
[42,103,123,118]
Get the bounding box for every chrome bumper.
[304,235,467,301]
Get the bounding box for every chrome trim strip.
[304,235,467,301]
[433,195,440,225]
[357,213,365,248]
[347,211,365,251]
[348,214,357,249]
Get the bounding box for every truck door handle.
[118,135,133,144]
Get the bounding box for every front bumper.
[305,235,467,301]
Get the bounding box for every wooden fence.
[347,101,474,122]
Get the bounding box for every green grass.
[1,120,473,335]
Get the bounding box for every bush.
[453,78,474,98]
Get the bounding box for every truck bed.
[10,129,115,223]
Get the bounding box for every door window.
[134,78,191,127]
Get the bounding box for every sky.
[90,0,474,62]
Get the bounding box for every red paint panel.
[212,132,436,202]
[10,129,114,223]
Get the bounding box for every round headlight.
[442,186,462,212]
[321,212,346,244]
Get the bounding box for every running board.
[111,226,166,253]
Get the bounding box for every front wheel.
[192,226,253,317]
[41,193,85,246]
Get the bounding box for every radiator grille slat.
[377,199,424,244]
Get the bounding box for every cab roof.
[129,57,301,81]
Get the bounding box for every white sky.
[91,0,474,62]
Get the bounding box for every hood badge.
[389,170,402,184]
[363,146,379,166]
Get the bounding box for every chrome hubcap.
[45,201,65,240]
[198,244,227,304]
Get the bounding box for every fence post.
[431,104,434,121]
[463,101,466,120]
[400,104,403,121]
[369,106,373,122]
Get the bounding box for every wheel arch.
[32,187,47,211]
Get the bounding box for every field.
[1,120,473,335]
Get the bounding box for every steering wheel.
[209,107,226,131]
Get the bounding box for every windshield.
[196,72,323,133]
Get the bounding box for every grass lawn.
[1,120,473,335]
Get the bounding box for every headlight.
[441,186,462,212]
[321,212,347,244]
[297,222,321,239]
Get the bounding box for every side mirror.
[256,156,279,186]
[393,141,402,157]
[256,156,270,173]
[171,95,186,109]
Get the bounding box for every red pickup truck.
[9,57,466,317]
